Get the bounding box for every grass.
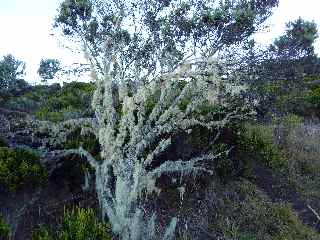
[32,208,112,240]
[206,179,320,240]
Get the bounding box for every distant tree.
[0,54,26,90]
[269,18,318,60]
[233,18,319,117]
[38,58,61,82]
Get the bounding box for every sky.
[0,0,320,84]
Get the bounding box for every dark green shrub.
[3,84,61,113]
[0,215,10,240]
[306,86,320,109]
[0,138,8,148]
[32,226,53,240]
[214,143,234,180]
[212,181,320,240]
[35,109,64,123]
[0,147,48,192]
[145,88,161,117]
[35,82,95,122]
[237,123,284,172]
[32,208,112,240]
[64,128,101,161]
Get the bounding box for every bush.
[32,226,52,240]
[0,147,48,192]
[35,82,95,122]
[237,122,284,172]
[0,138,8,148]
[32,208,112,240]
[0,215,10,240]
[63,127,101,161]
[2,84,60,113]
[306,86,320,109]
[211,180,320,240]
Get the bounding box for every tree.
[55,0,278,239]
[38,58,61,82]
[55,0,279,83]
[0,54,26,90]
[269,17,318,60]
[232,18,319,117]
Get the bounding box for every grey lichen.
[87,58,250,240]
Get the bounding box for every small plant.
[35,82,95,122]
[0,138,8,148]
[0,215,10,240]
[0,147,48,192]
[237,122,284,173]
[64,127,101,161]
[214,143,234,180]
[32,208,112,240]
[32,226,53,240]
[212,181,320,240]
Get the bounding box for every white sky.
[0,0,320,84]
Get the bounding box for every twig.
[307,205,320,222]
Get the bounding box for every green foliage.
[0,138,8,148]
[64,127,101,161]
[32,208,112,240]
[0,215,10,240]
[0,147,48,192]
[211,180,320,240]
[238,122,283,172]
[145,89,161,117]
[270,17,318,60]
[35,82,95,122]
[185,126,211,149]
[38,58,61,82]
[55,0,278,84]
[237,200,319,240]
[214,143,234,180]
[0,54,25,90]
[59,208,112,240]
[32,226,53,240]
[36,110,64,123]
[281,114,302,131]
[177,96,191,112]
[2,84,61,112]
[306,85,320,109]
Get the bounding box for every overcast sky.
[0,0,320,84]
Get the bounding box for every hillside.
[0,81,320,240]
[1,0,320,239]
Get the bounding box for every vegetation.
[0,138,8,148]
[238,122,284,171]
[38,58,61,82]
[0,147,48,192]
[0,54,26,90]
[32,208,112,240]
[209,180,320,240]
[35,81,95,122]
[63,127,101,161]
[1,0,320,239]
[0,215,10,240]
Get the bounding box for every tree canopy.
[38,58,61,82]
[270,18,318,60]
[0,54,25,90]
[55,0,279,85]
